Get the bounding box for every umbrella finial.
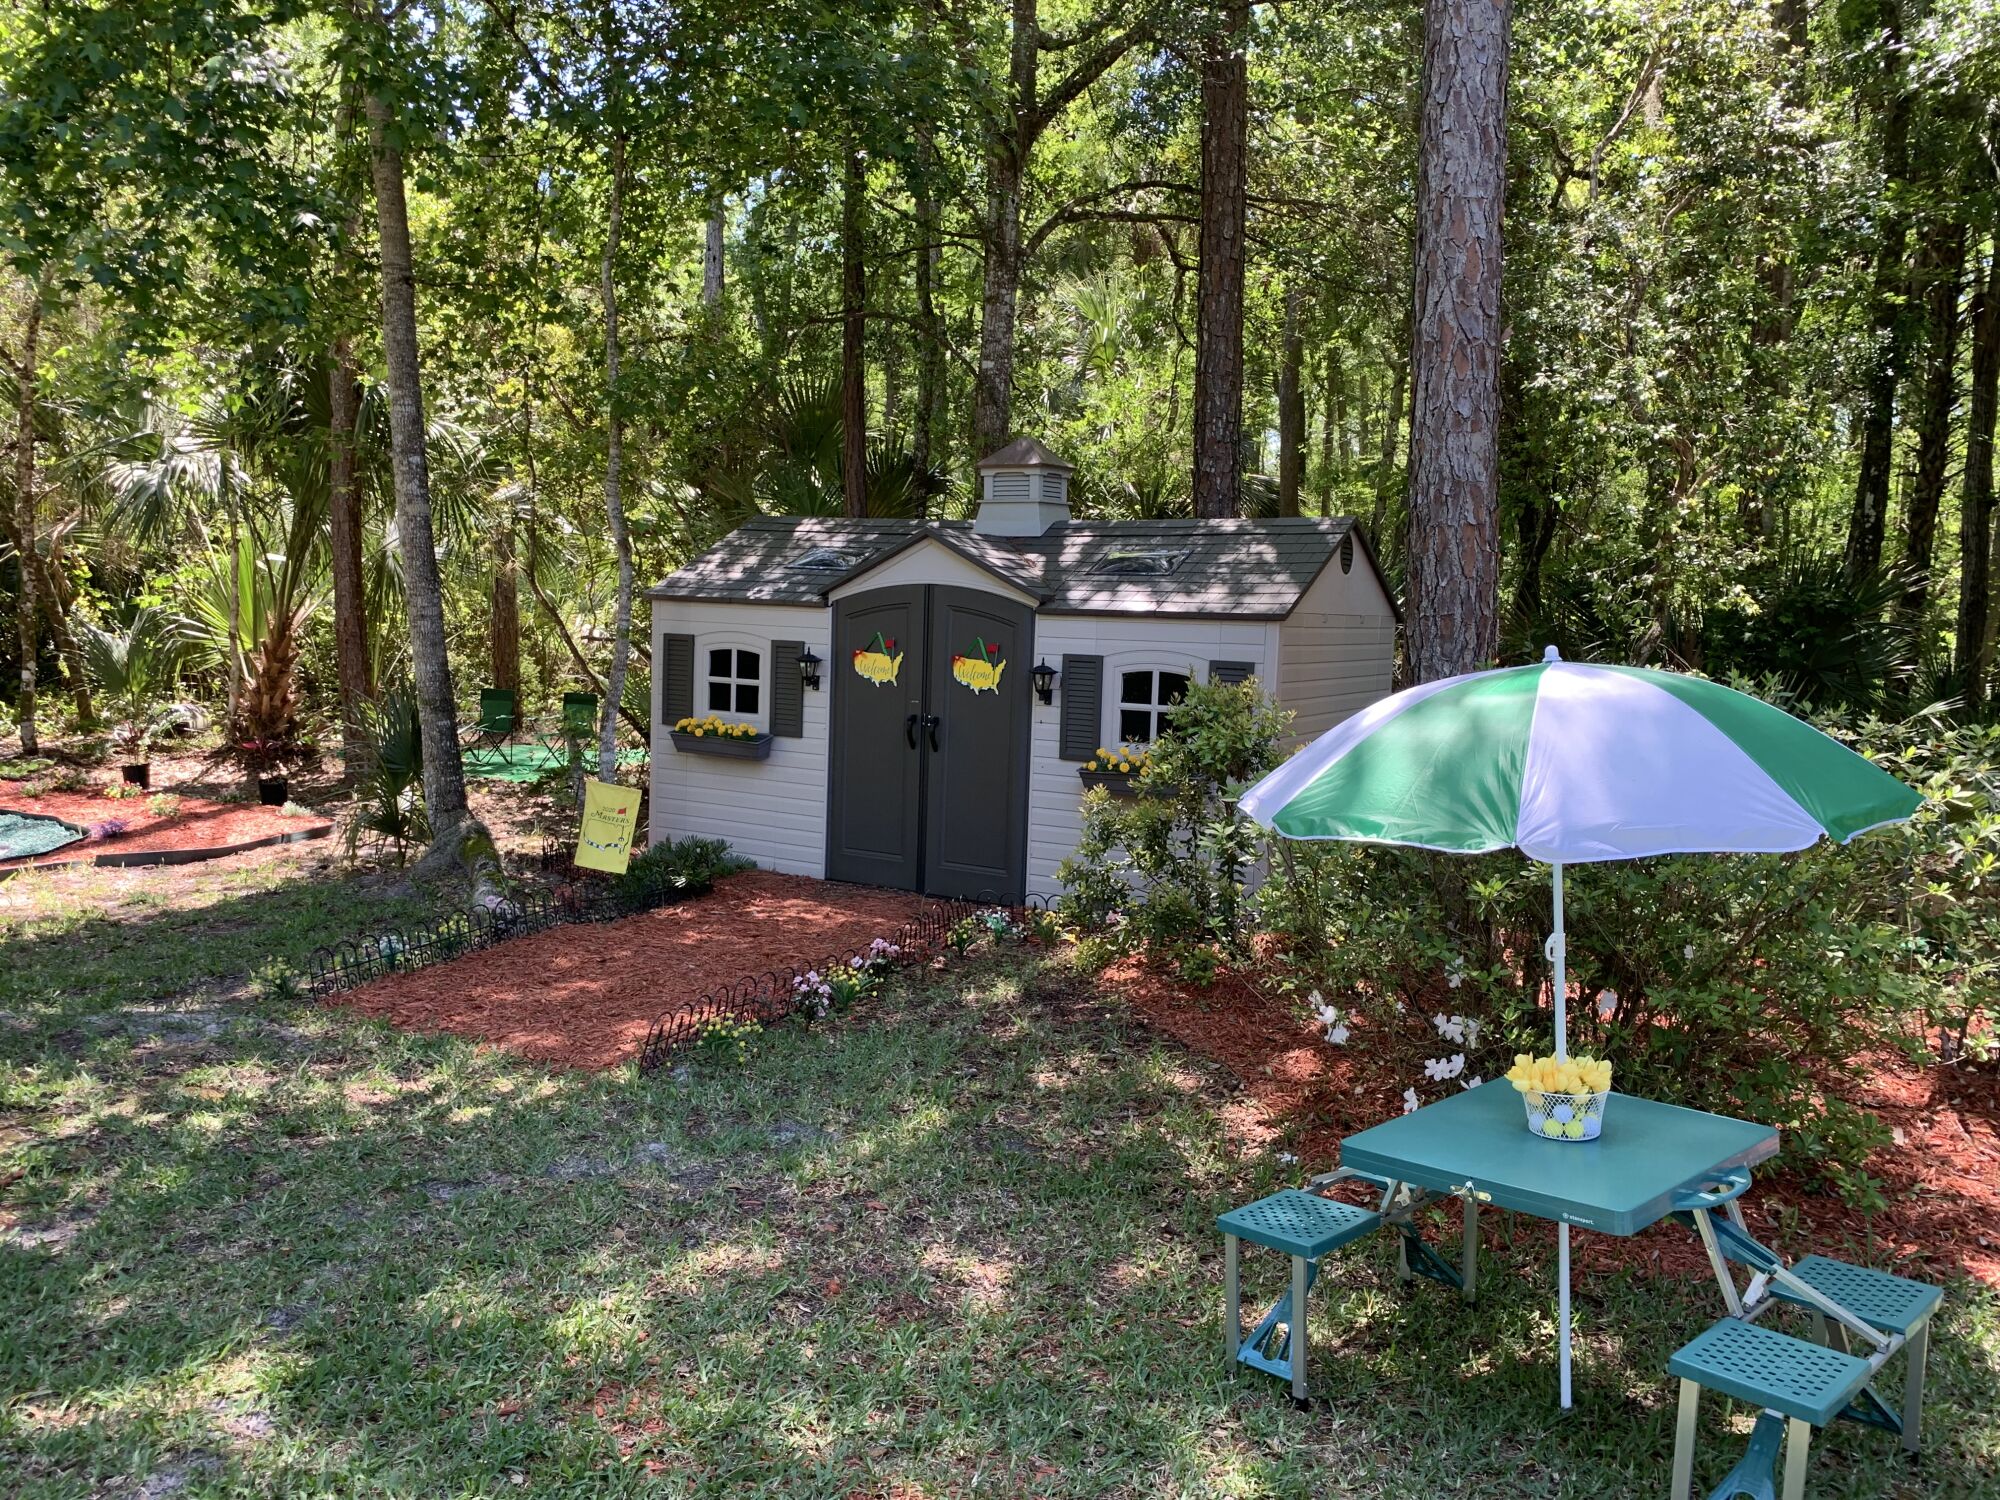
[1542,644,1562,663]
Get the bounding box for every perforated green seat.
[1217,1190,1381,1260]
[1772,1256,1941,1336]
[1669,1320,1871,1428]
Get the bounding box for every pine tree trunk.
[1844,0,1913,583]
[1403,0,1510,682]
[1276,285,1305,516]
[841,141,868,517]
[1959,240,2000,705]
[599,131,635,784]
[1899,219,1965,625]
[1373,328,1408,552]
[974,147,1023,461]
[490,521,520,693]
[328,336,372,765]
[9,293,39,754]
[1193,2,1249,519]
[365,88,473,845]
[1318,348,1339,513]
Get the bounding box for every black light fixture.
[1031,659,1057,705]
[797,646,822,691]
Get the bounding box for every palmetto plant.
[698,375,941,522]
[78,607,186,755]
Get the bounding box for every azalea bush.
[1259,699,2000,1202]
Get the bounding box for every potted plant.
[236,738,294,805]
[668,714,774,761]
[80,608,184,792]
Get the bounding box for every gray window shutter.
[1059,653,1102,761]
[660,633,695,723]
[1209,660,1256,685]
[771,638,804,737]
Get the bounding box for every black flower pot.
[258,776,289,807]
[121,762,151,789]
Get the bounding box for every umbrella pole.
[1552,860,1573,1409]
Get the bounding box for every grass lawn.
[3,856,1997,1497]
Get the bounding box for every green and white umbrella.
[1237,646,1923,1405]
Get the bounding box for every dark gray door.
[922,586,1031,903]
[826,587,924,890]
[824,584,1031,903]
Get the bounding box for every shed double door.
[826,584,1032,903]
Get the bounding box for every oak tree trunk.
[599,131,635,783]
[490,522,520,693]
[841,141,868,516]
[327,336,373,765]
[974,150,1024,461]
[1899,219,1965,624]
[1404,0,1509,680]
[702,201,725,307]
[1193,3,1249,519]
[1959,240,2000,705]
[365,87,473,846]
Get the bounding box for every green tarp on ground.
[461,745,648,783]
[0,810,87,860]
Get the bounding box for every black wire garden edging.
[634,890,1056,1073]
[303,861,711,999]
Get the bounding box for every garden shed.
[647,440,1398,903]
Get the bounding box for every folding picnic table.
[1336,1083,1780,1405]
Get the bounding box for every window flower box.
[670,717,773,761]
[1077,768,1144,798]
[1078,744,1158,798]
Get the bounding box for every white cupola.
[973,438,1074,537]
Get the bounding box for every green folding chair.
[560,691,599,739]
[460,687,518,749]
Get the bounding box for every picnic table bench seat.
[1218,1187,1385,1407]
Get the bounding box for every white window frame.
[1112,664,1195,746]
[700,638,768,728]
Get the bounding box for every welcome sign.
[574,779,641,874]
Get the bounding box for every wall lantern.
[1031,659,1057,705]
[797,647,823,692]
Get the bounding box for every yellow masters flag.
[575,779,641,873]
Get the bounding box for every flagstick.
[1552,860,1573,1410]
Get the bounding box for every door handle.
[923,714,941,752]
[905,713,918,750]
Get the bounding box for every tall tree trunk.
[490,521,520,692]
[912,133,944,510]
[841,141,868,516]
[1404,0,1510,682]
[9,292,39,754]
[365,87,473,844]
[1318,347,1339,513]
[1959,238,2000,705]
[974,149,1024,460]
[702,200,725,307]
[599,130,635,783]
[1193,2,1249,519]
[328,336,372,765]
[1899,219,1965,625]
[223,468,243,730]
[1276,284,1305,516]
[1844,0,1913,583]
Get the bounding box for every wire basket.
[1522,1089,1609,1141]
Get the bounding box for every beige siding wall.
[1277,614,1397,745]
[649,597,830,877]
[1026,614,1279,901]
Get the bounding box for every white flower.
[1325,1022,1350,1046]
[1423,1053,1467,1082]
[1393,999,1405,1014]
[1464,1017,1481,1047]
[1402,1087,1420,1114]
[1276,1151,1299,1166]
[1315,998,1342,1027]
[1446,972,1463,989]
[1461,1075,1484,1090]
[1432,1012,1466,1044]
[1683,944,1695,960]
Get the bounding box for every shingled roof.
[648,515,1376,620]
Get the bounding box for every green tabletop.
[1339,1085,1779,1236]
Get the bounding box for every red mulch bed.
[1104,954,2000,1288]
[336,870,934,1070]
[0,788,332,870]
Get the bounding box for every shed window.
[1090,547,1187,578]
[1118,668,1190,743]
[707,647,763,716]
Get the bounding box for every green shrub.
[611,835,745,909]
[1057,677,1290,952]
[1257,699,1998,1202]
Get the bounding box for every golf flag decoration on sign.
[575,779,641,873]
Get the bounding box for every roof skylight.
[791,546,854,572]
[1088,547,1187,578]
